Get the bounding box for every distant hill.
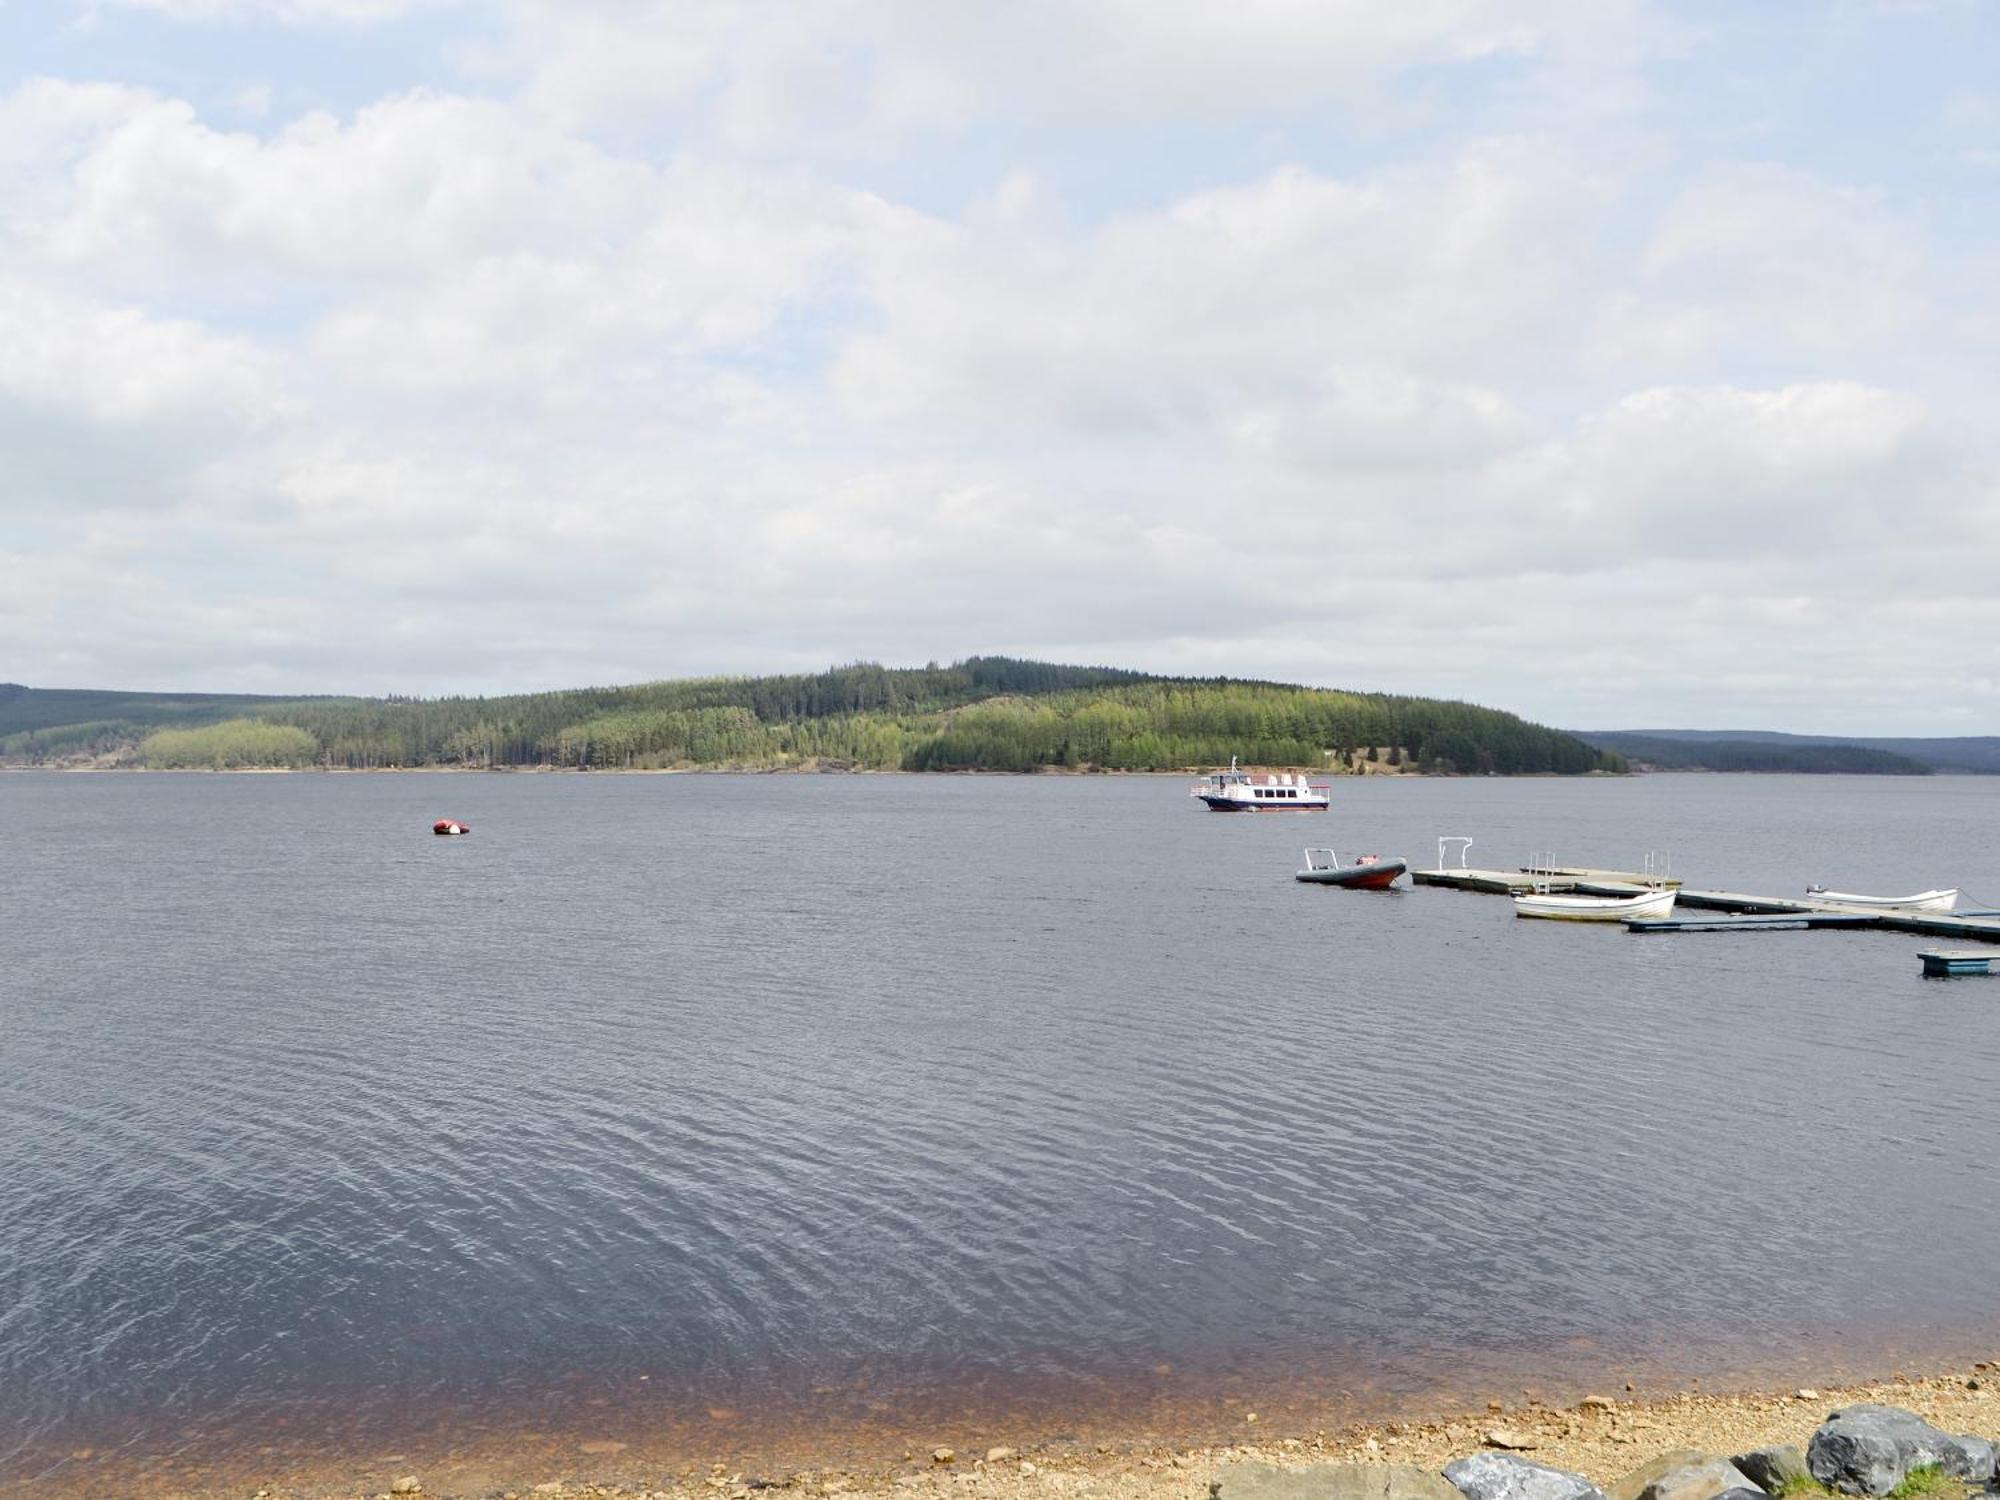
[0,660,1620,775]
[0,684,352,765]
[1584,727,2000,775]
[0,683,341,736]
[1575,731,1933,775]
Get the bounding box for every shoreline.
[3,768,1440,780]
[11,1363,1997,1500]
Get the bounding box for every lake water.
[4,772,2000,1485]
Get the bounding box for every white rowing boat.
[1804,887,1957,913]
[1513,887,1676,922]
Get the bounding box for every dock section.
[1626,912,1880,934]
[1411,862,2000,946]
[1920,950,1999,977]
[1643,889,2000,943]
[1412,865,1675,895]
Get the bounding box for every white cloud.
[1624,164,1924,356]
[0,275,292,517]
[13,86,654,282]
[835,149,1590,460]
[0,277,282,425]
[0,5,1994,731]
[1941,89,2000,169]
[87,0,449,22]
[468,0,1653,146]
[1478,382,1937,572]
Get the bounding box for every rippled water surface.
[5,772,2000,1476]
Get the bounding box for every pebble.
[1794,1389,1820,1401]
[1483,1428,1541,1451]
[1580,1396,1618,1412]
[986,1448,1019,1464]
[932,1448,956,1465]
[391,1478,422,1495]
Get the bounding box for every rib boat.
[1804,886,1957,913]
[1513,887,1676,922]
[1295,848,1407,889]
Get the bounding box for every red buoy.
[433,819,470,836]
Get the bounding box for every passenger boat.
[1296,848,1407,889]
[432,819,471,836]
[1191,758,1331,811]
[1513,887,1675,922]
[1804,886,1957,913]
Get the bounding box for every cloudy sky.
[1,1,1995,731]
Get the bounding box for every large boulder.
[1444,1452,1606,1500]
[1607,1453,1715,1500]
[1806,1404,1999,1496]
[1644,1461,1760,1500]
[1212,1463,1465,1500]
[1731,1448,1807,1494]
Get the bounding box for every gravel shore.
[16,1364,1998,1500]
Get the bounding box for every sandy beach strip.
[14,1363,1998,1500]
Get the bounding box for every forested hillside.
[0,660,1620,775]
[1575,731,1931,775]
[1579,727,1998,774]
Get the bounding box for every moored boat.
[1513,887,1675,922]
[433,819,471,836]
[1191,757,1331,811]
[1296,848,1407,889]
[1804,886,1957,913]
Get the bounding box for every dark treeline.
[1577,732,1930,775]
[1,659,1622,774]
[0,682,335,736]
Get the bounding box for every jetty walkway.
[1412,863,2000,945]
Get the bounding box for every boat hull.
[1200,795,1329,811]
[1805,888,1957,913]
[1514,889,1675,922]
[1295,859,1407,889]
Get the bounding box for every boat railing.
[1435,836,1473,872]
[1302,847,1342,872]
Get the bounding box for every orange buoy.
[432,819,470,836]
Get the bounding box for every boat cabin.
[1190,758,1331,811]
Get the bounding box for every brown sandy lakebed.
[15,1364,2000,1500]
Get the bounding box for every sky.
[1,1,1996,732]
